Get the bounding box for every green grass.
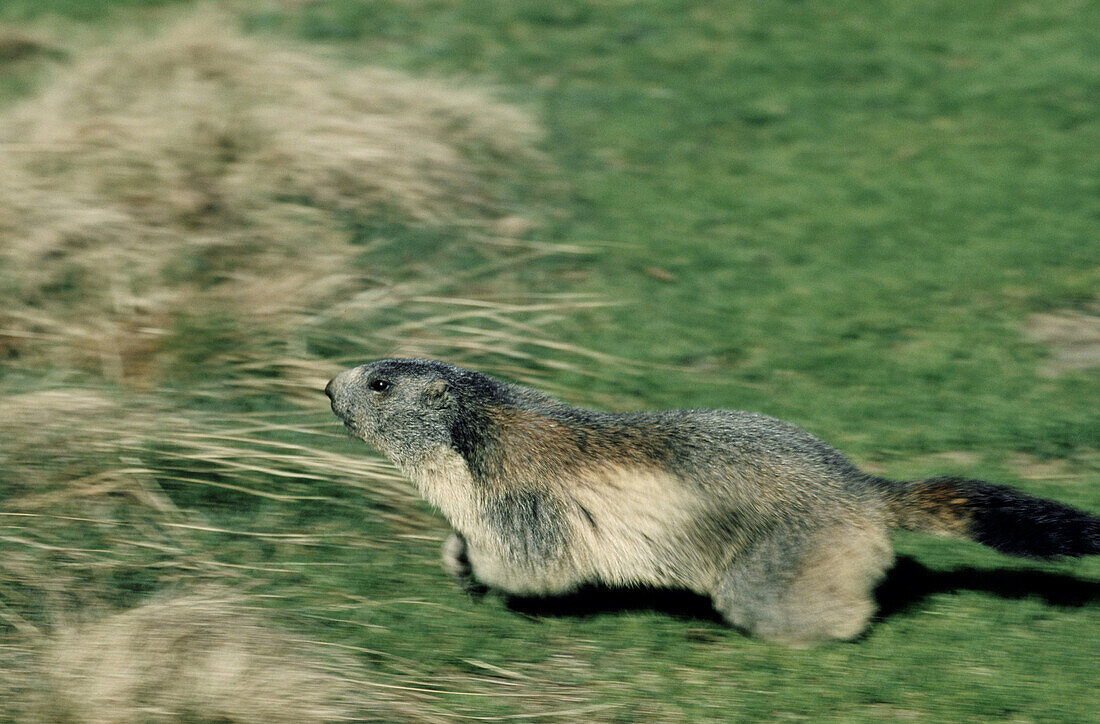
[0,0,189,22]
[2,1,1098,721]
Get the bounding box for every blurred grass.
[2,1,1099,722]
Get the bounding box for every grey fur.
[327,359,1098,646]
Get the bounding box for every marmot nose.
[324,378,335,399]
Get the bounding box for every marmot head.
[326,358,471,466]
[328,358,567,473]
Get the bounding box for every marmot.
[326,358,1099,646]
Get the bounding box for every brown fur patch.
[488,408,637,480]
[896,480,973,537]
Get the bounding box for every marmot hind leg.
[713,524,893,646]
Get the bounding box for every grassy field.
[1,1,1098,721]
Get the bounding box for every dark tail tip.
[954,478,1100,560]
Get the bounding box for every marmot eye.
[368,378,391,392]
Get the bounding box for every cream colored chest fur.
[399,446,484,539]
[564,464,721,591]
[403,447,723,595]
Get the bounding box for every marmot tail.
[884,476,1100,560]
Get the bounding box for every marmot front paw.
[442,532,486,598]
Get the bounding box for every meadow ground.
[0,1,1097,721]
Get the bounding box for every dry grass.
[0,9,549,382]
[0,391,606,722]
[0,387,424,630]
[1,588,614,723]
[1024,305,1100,376]
[0,8,619,721]
[11,591,408,723]
[0,27,59,63]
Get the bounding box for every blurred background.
[1,1,1097,721]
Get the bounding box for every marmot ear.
[424,379,451,409]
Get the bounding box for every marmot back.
[327,358,1099,646]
